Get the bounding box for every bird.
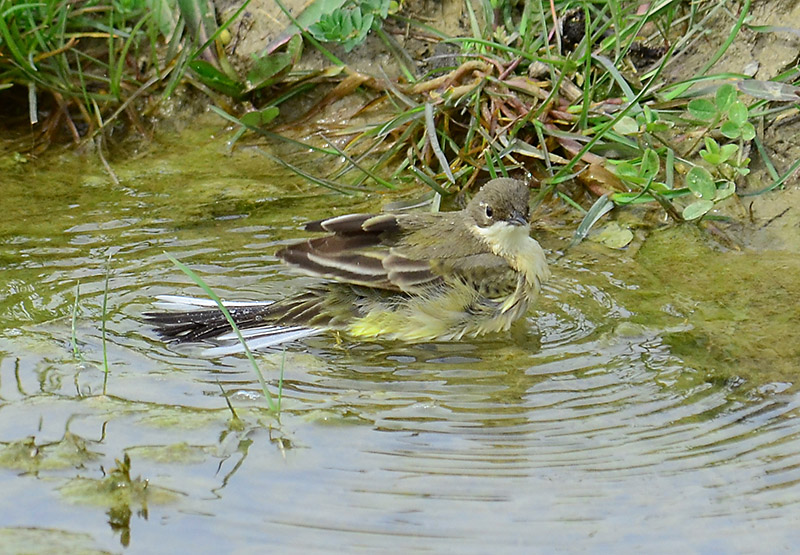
[146,178,550,355]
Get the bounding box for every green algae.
[126,442,210,464]
[634,225,800,389]
[0,527,109,555]
[59,454,180,548]
[59,454,177,508]
[0,432,101,473]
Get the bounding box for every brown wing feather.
[305,213,400,234]
[433,253,518,297]
[384,253,441,289]
[278,209,512,294]
[277,235,397,290]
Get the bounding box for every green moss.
[635,226,800,388]
[0,528,108,555]
[126,442,208,464]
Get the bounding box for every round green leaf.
[592,221,634,249]
[700,149,721,165]
[714,180,736,201]
[686,166,716,199]
[715,84,737,111]
[741,121,756,141]
[687,98,716,121]
[682,199,714,220]
[616,161,640,179]
[728,100,748,126]
[720,121,741,139]
[719,143,739,163]
[613,116,639,135]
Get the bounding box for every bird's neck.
[472,222,550,288]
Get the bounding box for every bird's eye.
[485,205,493,218]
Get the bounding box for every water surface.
[1,123,799,553]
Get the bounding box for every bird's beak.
[508,212,528,226]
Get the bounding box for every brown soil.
[659,0,800,250]
[218,0,799,250]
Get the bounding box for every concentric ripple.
[0,133,799,552]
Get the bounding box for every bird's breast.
[472,222,550,291]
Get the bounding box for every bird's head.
[468,178,531,229]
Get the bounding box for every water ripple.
[1,148,799,551]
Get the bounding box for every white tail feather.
[204,327,322,356]
[153,294,275,310]
[151,295,319,356]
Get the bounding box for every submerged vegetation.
[2,0,799,227]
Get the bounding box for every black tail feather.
[145,305,277,343]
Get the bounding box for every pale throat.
[472,221,549,285]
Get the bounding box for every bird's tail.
[145,295,321,356]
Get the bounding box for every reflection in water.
[0,130,799,551]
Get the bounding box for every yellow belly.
[347,278,536,342]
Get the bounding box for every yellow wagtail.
[147,178,549,354]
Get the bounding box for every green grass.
[71,281,83,361]
[166,253,282,417]
[233,0,796,229]
[4,0,799,227]
[0,0,228,146]
[102,253,111,394]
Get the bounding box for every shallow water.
[1,124,799,553]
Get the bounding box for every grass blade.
[164,253,278,414]
[424,103,455,184]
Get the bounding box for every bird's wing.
[276,212,512,293]
[432,253,520,297]
[278,231,402,290]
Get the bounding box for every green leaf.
[613,116,639,135]
[683,199,715,220]
[189,60,244,98]
[650,181,671,193]
[714,180,736,201]
[704,137,720,155]
[240,106,280,127]
[345,12,373,51]
[686,166,716,199]
[687,98,716,121]
[286,33,304,60]
[246,36,301,92]
[616,161,641,180]
[362,0,391,17]
[700,149,721,165]
[740,121,756,141]
[728,100,748,126]
[715,84,737,112]
[612,192,654,204]
[720,120,741,139]
[640,149,660,180]
[247,53,292,91]
[591,221,634,249]
[700,137,721,164]
[719,143,738,163]
[309,5,374,51]
[646,121,672,133]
